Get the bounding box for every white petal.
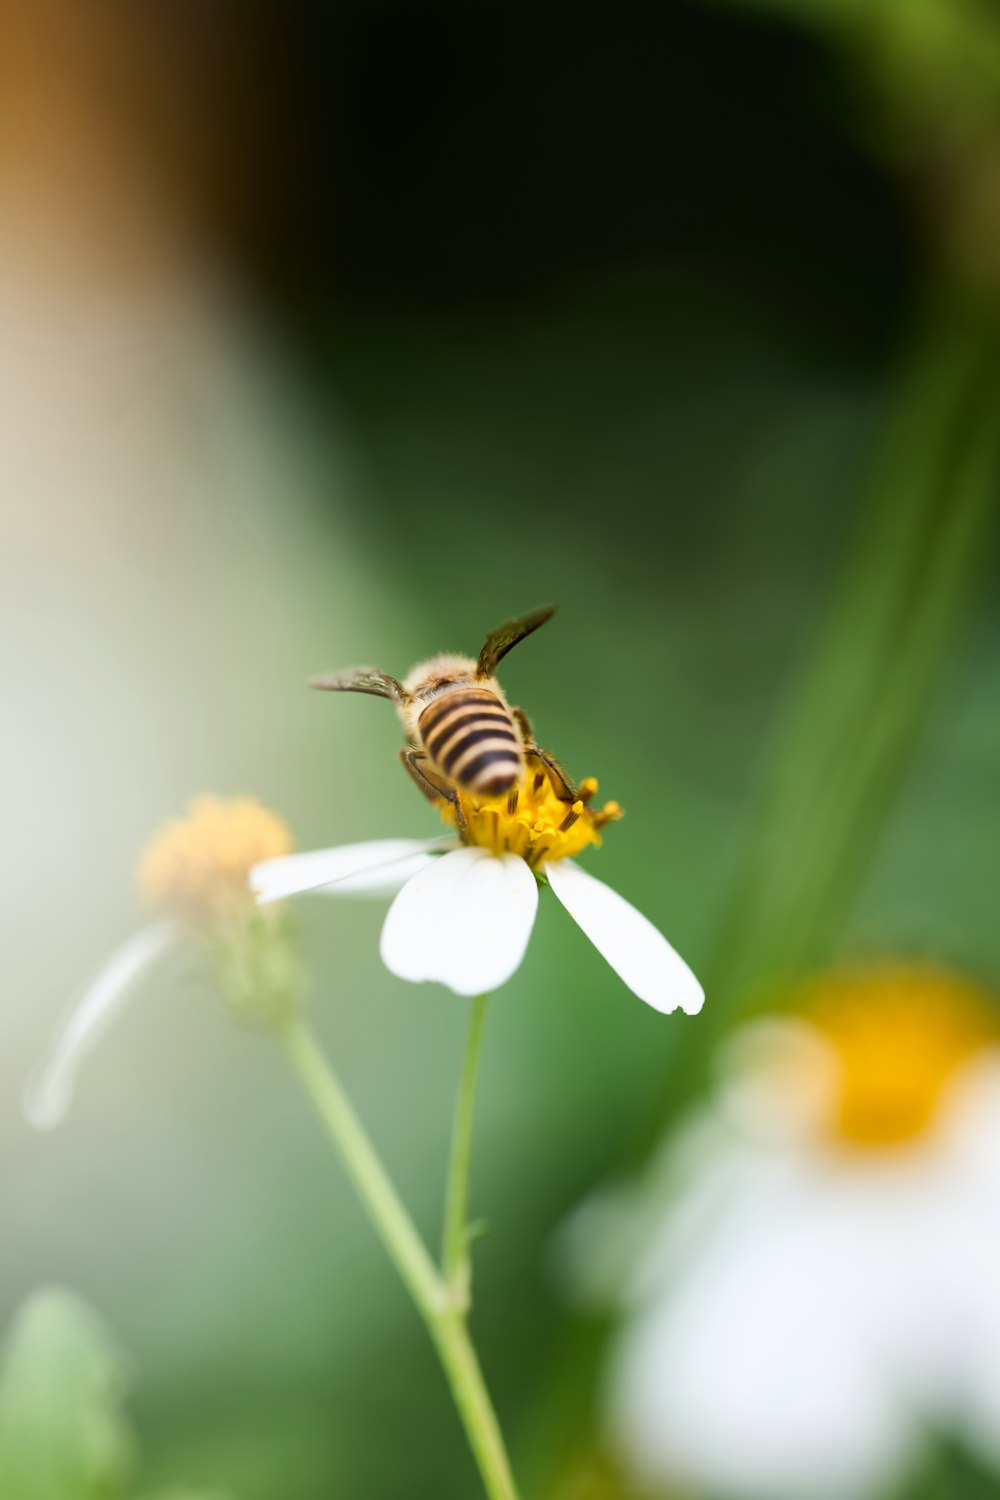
[545,859,704,1015]
[606,1164,920,1500]
[380,846,538,997]
[250,838,452,904]
[23,921,176,1130]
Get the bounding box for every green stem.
[442,993,490,1300]
[281,1015,520,1500]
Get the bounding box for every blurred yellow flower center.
[138,796,293,924]
[439,771,622,868]
[803,966,998,1148]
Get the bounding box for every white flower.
[25,797,294,1129]
[250,773,704,1013]
[563,967,1000,1500]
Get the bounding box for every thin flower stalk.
[280,1013,520,1500]
[442,992,490,1307]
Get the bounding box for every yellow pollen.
[439,769,622,867]
[138,795,293,924]
[799,965,999,1149]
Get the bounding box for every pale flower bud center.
[138,795,293,925]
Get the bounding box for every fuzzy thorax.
[401,652,481,700]
[438,770,622,868]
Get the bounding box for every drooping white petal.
[545,859,704,1015]
[380,846,538,997]
[23,921,177,1130]
[250,838,453,904]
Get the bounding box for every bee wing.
[477,605,556,677]
[309,666,406,703]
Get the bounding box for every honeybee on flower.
[252,607,704,1012]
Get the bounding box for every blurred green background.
[2,1,999,1497]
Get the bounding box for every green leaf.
[0,1289,134,1500]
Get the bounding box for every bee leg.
[399,749,468,836]
[515,709,577,800]
[511,706,533,743]
[525,746,578,802]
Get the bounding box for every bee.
[310,606,576,825]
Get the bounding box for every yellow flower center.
[138,796,293,924]
[801,965,999,1149]
[439,771,622,868]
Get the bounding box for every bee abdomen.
[419,689,522,797]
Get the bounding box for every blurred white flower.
[25,797,294,1129]
[564,966,1000,1500]
[252,771,703,1013]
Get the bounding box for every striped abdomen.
[418,688,522,797]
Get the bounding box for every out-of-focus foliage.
[0,1292,228,1500]
[0,1290,132,1500]
[712,0,1000,289]
[716,0,1000,129]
